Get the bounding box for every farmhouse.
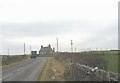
[39,44,55,55]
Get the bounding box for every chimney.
[48,44,51,48]
[53,47,55,52]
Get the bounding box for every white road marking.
[17,67,25,71]
[0,73,13,80]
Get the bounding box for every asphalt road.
[1,57,47,81]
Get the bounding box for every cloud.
[1,21,72,37]
[0,0,118,23]
[1,20,117,54]
[0,0,118,54]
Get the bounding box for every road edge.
[34,58,48,81]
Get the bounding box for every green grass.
[81,50,119,73]
[104,55,118,73]
[94,50,118,73]
[2,55,29,66]
[73,50,118,73]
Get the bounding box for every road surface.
[2,57,47,81]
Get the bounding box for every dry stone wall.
[64,63,119,81]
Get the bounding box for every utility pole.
[71,40,73,52]
[30,46,31,52]
[24,42,25,55]
[57,37,58,52]
[8,49,9,56]
[30,45,32,54]
[96,48,98,51]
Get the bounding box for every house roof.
[39,46,52,52]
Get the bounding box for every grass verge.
[2,55,29,69]
[36,58,49,81]
[37,57,65,81]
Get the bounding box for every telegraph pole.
[71,40,73,52]
[24,42,25,55]
[96,48,98,51]
[30,45,32,54]
[8,49,9,56]
[57,37,58,52]
[30,46,32,52]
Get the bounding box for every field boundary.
[2,57,30,69]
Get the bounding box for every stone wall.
[64,63,119,81]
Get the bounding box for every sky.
[0,0,119,55]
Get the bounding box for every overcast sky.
[0,0,119,55]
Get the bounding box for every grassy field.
[104,54,118,73]
[89,50,118,73]
[2,55,29,66]
[38,50,119,81]
[57,50,119,73]
[78,50,118,73]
